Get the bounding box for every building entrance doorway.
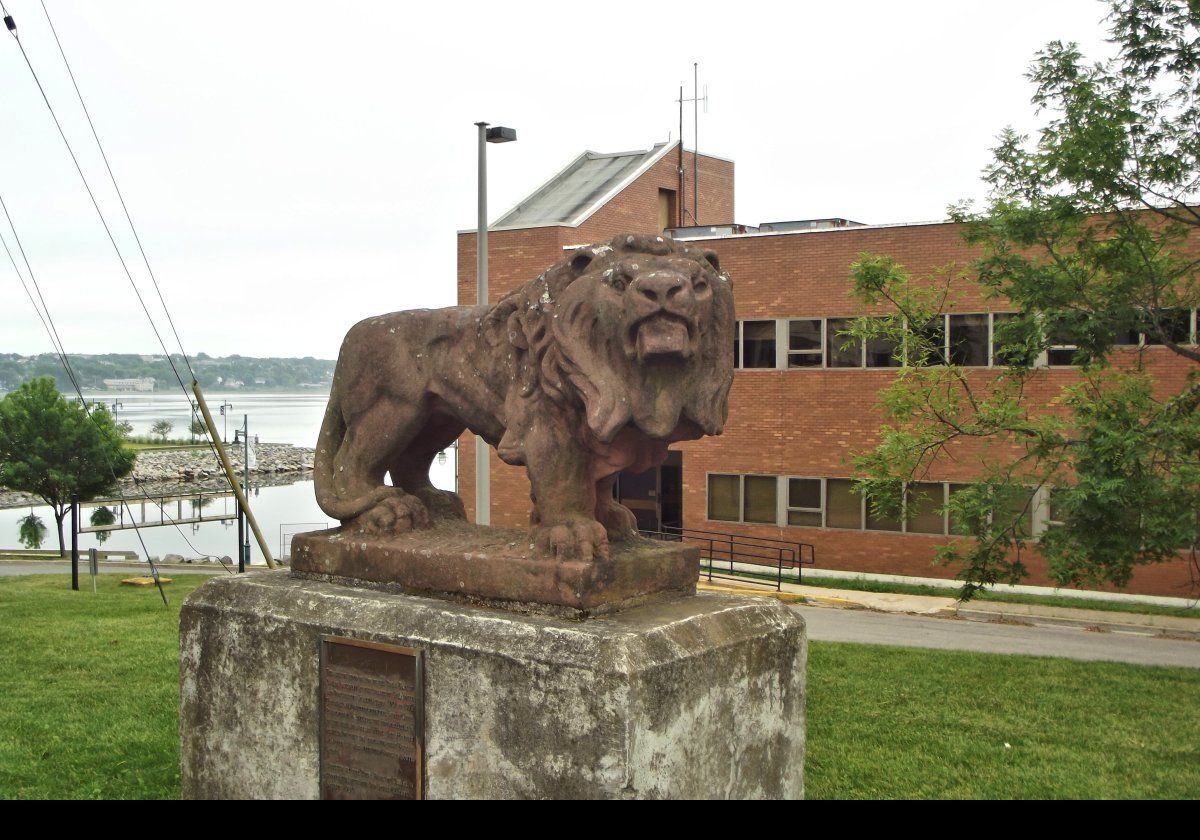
[613,451,682,533]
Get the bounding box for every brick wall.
[452,152,1199,599]
[676,223,1200,598]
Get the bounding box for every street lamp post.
[218,400,233,443]
[474,121,516,526]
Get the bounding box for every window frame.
[783,475,824,528]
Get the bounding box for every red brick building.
[457,141,1200,599]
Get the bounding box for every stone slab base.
[180,573,806,799]
[289,522,698,617]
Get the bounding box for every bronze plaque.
[319,636,424,800]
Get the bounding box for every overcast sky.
[0,0,1116,361]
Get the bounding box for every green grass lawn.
[806,642,1200,798]
[1,574,1197,799]
[0,574,211,799]
[123,441,210,452]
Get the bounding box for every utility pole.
[677,66,709,226]
[242,414,250,570]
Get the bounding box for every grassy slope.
[0,575,209,799]
[1,574,1197,799]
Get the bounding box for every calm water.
[1,391,459,564]
[83,390,329,447]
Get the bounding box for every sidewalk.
[698,579,1200,640]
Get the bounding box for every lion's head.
[493,233,735,444]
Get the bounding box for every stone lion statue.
[313,233,735,562]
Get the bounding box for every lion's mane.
[487,233,735,451]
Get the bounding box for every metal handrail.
[638,526,815,591]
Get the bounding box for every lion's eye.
[605,267,629,292]
[694,280,709,294]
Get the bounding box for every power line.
[2,8,191,396]
[1,191,234,588]
[37,0,197,383]
[3,6,265,571]
[11,3,241,490]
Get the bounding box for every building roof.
[491,143,674,230]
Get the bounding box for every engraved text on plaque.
[320,636,424,799]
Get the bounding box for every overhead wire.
[1,190,235,586]
[1,5,253,574]
[37,0,197,384]
[19,1,249,513]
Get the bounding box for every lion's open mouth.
[633,313,693,361]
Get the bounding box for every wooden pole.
[191,380,276,569]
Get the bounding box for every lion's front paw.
[357,493,430,535]
[597,500,639,542]
[532,518,609,563]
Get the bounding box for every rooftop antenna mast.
[677,63,709,225]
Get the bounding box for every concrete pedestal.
[180,573,806,799]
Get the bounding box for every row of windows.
[733,310,1200,370]
[707,473,1051,537]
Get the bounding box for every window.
[704,474,1057,539]
[708,474,740,522]
[949,314,989,366]
[911,317,947,366]
[1045,322,1078,367]
[707,473,777,524]
[657,188,677,234]
[787,478,822,526]
[864,485,902,532]
[865,329,902,368]
[788,320,823,368]
[996,486,1035,539]
[826,318,863,368]
[1045,486,1066,530]
[947,483,974,535]
[826,478,861,529]
[743,475,778,524]
[740,321,777,369]
[1143,308,1193,345]
[906,482,946,534]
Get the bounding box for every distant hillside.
[0,353,334,393]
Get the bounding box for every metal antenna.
[678,63,710,224]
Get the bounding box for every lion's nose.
[635,272,689,306]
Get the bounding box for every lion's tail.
[313,385,395,523]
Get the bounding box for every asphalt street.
[793,603,1200,669]
[3,563,1197,668]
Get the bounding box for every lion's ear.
[569,250,594,274]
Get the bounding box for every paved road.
[4,563,1197,668]
[794,604,1200,669]
[0,562,230,577]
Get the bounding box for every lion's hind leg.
[387,419,468,523]
[332,397,431,535]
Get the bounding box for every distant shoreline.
[0,444,315,510]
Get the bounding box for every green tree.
[0,378,135,555]
[89,505,116,545]
[17,513,46,550]
[848,0,1200,598]
[150,419,173,443]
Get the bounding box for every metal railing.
[279,522,329,562]
[639,526,815,591]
